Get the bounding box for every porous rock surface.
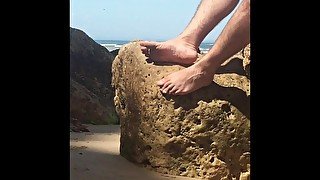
[112,42,250,180]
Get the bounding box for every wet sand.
[70,124,198,180]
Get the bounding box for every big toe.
[139,41,157,48]
[157,78,167,86]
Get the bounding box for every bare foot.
[139,38,198,65]
[157,62,216,95]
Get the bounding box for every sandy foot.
[70,124,199,180]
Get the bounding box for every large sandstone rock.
[70,27,118,124]
[112,42,250,179]
[242,44,250,79]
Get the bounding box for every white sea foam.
[99,41,212,53]
[199,48,210,54]
[101,43,117,46]
[100,43,123,51]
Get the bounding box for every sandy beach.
[70,124,198,180]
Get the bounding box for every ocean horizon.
[95,40,213,54]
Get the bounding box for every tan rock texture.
[112,42,250,180]
[242,44,250,79]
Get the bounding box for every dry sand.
[70,124,198,180]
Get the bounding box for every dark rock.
[110,49,120,57]
[70,27,118,124]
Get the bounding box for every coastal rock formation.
[112,42,250,179]
[70,27,118,124]
[216,44,250,81]
[242,44,250,79]
[70,79,117,124]
[110,49,120,58]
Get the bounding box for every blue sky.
[70,0,241,43]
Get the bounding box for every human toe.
[162,83,175,94]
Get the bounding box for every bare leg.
[158,0,250,95]
[140,0,239,65]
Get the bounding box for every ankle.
[176,34,200,49]
[194,57,219,76]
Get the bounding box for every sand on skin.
[70,124,199,180]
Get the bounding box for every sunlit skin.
[140,38,198,65]
[140,0,250,95]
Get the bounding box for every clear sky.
[70,0,241,43]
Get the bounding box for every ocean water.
[95,40,213,54]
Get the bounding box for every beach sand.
[70,124,198,180]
